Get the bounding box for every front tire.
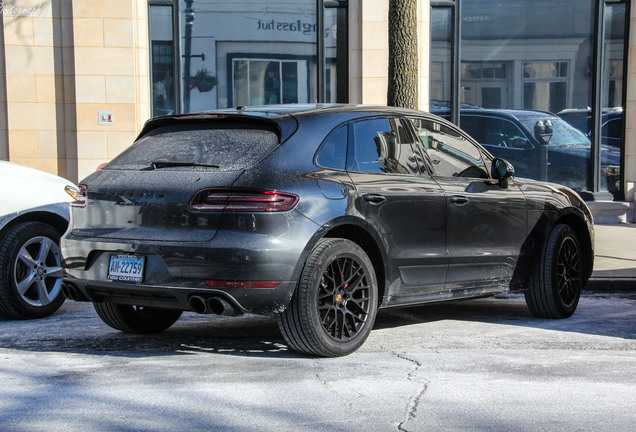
[93,302,182,334]
[525,224,582,318]
[0,222,65,319]
[278,238,378,357]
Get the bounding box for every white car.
[0,161,78,319]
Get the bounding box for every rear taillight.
[69,184,87,207]
[189,188,299,212]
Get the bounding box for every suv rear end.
[61,113,317,316]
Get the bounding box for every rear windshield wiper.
[148,161,220,170]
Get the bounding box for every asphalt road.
[1,292,635,432]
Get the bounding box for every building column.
[417,0,430,111]
[1,0,72,176]
[349,0,429,109]
[71,0,149,181]
[0,16,8,161]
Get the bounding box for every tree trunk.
[388,0,418,109]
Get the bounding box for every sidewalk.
[588,223,636,291]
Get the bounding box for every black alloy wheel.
[525,224,582,318]
[278,238,378,357]
[555,234,581,308]
[318,254,373,342]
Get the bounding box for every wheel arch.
[322,223,387,306]
[290,217,388,306]
[0,211,69,239]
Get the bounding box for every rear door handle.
[362,194,386,204]
[449,196,469,205]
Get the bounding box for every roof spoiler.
[135,113,299,144]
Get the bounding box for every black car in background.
[557,108,624,148]
[434,109,621,195]
[61,105,594,357]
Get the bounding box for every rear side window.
[347,117,418,174]
[106,123,280,171]
[315,125,347,170]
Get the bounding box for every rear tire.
[93,302,182,334]
[278,238,378,357]
[0,222,65,319]
[525,224,582,318]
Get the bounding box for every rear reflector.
[190,188,299,212]
[205,280,280,289]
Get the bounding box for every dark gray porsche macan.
[61,105,594,357]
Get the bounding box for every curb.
[586,278,636,292]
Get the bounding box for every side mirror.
[534,120,553,145]
[492,158,515,188]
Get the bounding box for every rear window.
[106,122,280,171]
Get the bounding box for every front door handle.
[449,195,469,205]
[362,194,386,204]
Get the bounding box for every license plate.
[108,255,145,282]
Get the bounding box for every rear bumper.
[62,277,297,315]
[61,212,320,315]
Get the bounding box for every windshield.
[105,123,280,171]
[519,117,590,147]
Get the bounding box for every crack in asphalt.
[313,362,366,416]
[394,352,429,432]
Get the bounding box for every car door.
[345,116,448,301]
[409,116,528,292]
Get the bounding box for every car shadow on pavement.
[0,306,298,359]
[373,292,636,341]
[1,292,634,358]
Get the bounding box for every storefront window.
[232,59,305,106]
[150,5,176,117]
[458,0,595,192]
[601,2,626,199]
[430,7,452,110]
[178,0,319,113]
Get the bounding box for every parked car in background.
[434,109,621,195]
[557,107,624,148]
[0,161,78,319]
[61,105,594,357]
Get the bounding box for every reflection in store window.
[430,7,452,110]
[460,61,511,108]
[601,2,626,198]
[150,6,175,117]
[232,59,306,106]
[459,0,595,192]
[523,61,568,113]
[179,0,320,112]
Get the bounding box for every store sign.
[256,19,316,35]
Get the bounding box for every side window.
[483,117,531,149]
[347,117,419,174]
[316,125,347,170]
[462,115,531,150]
[457,115,485,143]
[412,119,489,179]
[603,117,623,140]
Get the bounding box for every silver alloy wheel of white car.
[14,235,64,307]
